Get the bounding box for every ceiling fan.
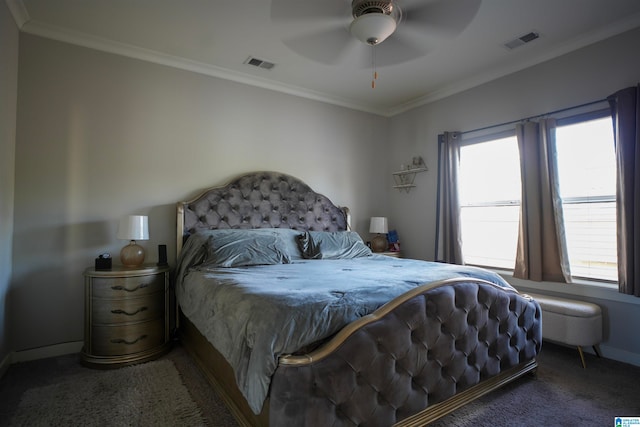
[271,0,482,68]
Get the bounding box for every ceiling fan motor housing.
[350,0,398,45]
[351,0,394,18]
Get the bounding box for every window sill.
[489,268,639,305]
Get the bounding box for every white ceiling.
[8,0,640,116]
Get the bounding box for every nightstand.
[81,264,171,368]
[380,251,402,258]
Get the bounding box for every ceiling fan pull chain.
[371,45,378,89]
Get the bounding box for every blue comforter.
[175,250,514,414]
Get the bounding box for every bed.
[175,171,542,426]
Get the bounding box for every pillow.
[264,228,305,260]
[308,231,372,259]
[201,229,291,267]
[296,231,322,259]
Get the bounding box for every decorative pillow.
[309,231,372,259]
[201,229,292,267]
[296,231,322,259]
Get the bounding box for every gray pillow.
[309,231,372,259]
[296,231,322,259]
[201,229,292,267]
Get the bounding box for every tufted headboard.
[177,171,350,254]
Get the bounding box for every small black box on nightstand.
[95,254,112,270]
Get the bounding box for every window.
[456,112,618,283]
[555,114,617,281]
[458,134,521,269]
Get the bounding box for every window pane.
[459,136,520,269]
[556,118,616,199]
[555,117,617,282]
[459,137,521,204]
[460,205,520,269]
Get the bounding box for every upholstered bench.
[526,293,602,368]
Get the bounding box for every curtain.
[435,132,464,264]
[608,85,640,296]
[513,119,572,282]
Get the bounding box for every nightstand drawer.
[92,293,164,324]
[91,273,164,298]
[91,318,164,356]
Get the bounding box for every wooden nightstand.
[81,264,171,368]
[380,251,402,258]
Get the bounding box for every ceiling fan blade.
[271,0,350,27]
[372,33,427,67]
[400,0,481,40]
[282,27,358,65]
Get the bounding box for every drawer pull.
[111,307,148,316]
[111,335,147,345]
[111,283,149,293]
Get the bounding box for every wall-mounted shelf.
[392,156,427,193]
[392,167,428,192]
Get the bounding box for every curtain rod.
[459,98,608,136]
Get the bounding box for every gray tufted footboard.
[270,278,542,426]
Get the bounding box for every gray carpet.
[9,359,205,426]
[1,342,639,426]
[1,344,237,427]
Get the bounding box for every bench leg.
[577,346,587,369]
[593,344,602,358]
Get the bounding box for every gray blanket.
[175,250,514,414]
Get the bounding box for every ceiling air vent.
[244,56,275,70]
[504,31,540,50]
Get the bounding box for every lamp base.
[120,240,145,267]
[371,234,388,252]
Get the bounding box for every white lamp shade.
[369,217,389,234]
[350,13,397,45]
[117,215,149,241]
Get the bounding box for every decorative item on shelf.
[369,216,389,252]
[116,215,149,267]
[392,156,428,193]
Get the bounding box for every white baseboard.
[598,344,640,367]
[10,341,83,364]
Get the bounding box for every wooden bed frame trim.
[396,359,538,426]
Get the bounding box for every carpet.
[9,359,207,427]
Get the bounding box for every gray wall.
[0,0,19,365]
[11,34,389,353]
[388,27,640,365]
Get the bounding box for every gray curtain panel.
[608,84,640,297]
[513,119,571,283]
[435,131,464,265]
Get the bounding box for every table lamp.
[117,215,149,267]
[369,217,389,252]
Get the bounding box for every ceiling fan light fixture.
[349,13,397,46]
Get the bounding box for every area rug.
[9,359,207,426]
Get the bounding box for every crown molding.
[387,12,640,116]
[5,0,30,29]
[13,5,640,118]
[19,19,388,117]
